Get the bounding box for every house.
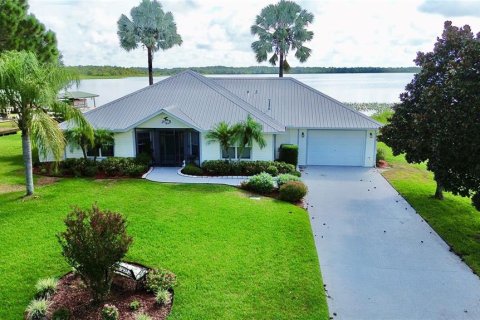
[58,91,99,112]
[59,70,381,167]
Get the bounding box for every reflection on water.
[73,73,414,107]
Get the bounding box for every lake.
[75,73,415,107]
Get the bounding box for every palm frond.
[30,109,65,161]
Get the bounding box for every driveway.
[303,166,480,320]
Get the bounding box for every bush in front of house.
[34,277,58,299]
[102,304,119,320]
[376,148,386,164]
[57,205,133,302]
[278,144,299,166]
[146,269,177,293]
[276,173,301,187]
[244,172,275,194]
[201,160,295,176]
[52,157,148,178]
[266,165,279,176]
[25,299,50,320]
[155,289,172,306]
[51,307,71,320]
[279,181,308,203]
[181,163,204,176]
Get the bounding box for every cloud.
[419,0,480,17]
[27,0,480,68]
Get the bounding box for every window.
[221,146,251,159]
[136,130,152,155]
[101,142,114,157]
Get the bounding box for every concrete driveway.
[303,166,480,320]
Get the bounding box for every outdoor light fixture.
[369,132,373,138]
[301,132,305,138]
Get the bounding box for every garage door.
[307,130,366,166]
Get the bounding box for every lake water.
[75,73,415,107]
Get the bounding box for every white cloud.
[28,0,480,67]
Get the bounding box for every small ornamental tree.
[57,205,133,302]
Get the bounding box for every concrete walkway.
[303,166,480,320]
[144,167,246,186]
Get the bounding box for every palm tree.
[92,129,114,162]
[0,51,91,195]
[205,122,237,161]
[234,115,266,160]
[65,127,92,159]
[117,0,182,86]
[251,0,314,77]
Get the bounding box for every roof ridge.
[286,77,383,127]
[186,71,285,132]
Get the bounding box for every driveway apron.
[303,166,480,320]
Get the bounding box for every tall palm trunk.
[22,130,34,195]
[147,47,153,86]
[279,51,284,77]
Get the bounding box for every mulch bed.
[47,273,173,320]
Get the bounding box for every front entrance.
[135,128,199,166]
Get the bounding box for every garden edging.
[177,167,249,179]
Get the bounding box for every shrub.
[25,299,50,320]
[276,174,301,187]
[279,181,308,203]
[136,152,152,165]
[57,205,133,302]
[376,148,386,163]
[146,269,177,292]
[101,304,119,320]
[155,289,172,306]
[182,163,203,176]
[202,160,231,175]
[266,165,279,176]
[100,158,125,176]
[52,307,71,320]
[129,300,141,311]
[61,158,96,177]
[290,170,301,177]
[279,144,299,166]
[245,172,275,194]
[83,165,98,177]
[272,161,296,174]
[34,277,58,299]
[135,314,152,320]
[124,163,148,177]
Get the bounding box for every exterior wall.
[199,132,274,163]
[114,130,135,157]
[137,112,189,129]
[364,129,377,167]
[65,146,84,159]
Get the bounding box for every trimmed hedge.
[276,173,301,187]
[279,181,308,203]
[182,164,204,176]
[243,172,275,194]
[278,144,299,167]
[201,160,295,176]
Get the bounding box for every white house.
[59,70,381,167]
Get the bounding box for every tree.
[381,21,480,209]
[234,115,266,160]
[92,129,114,162]
[65,127,92,160]
[0,0,59,64]
[0,51,91,195]
[205,122,237,161]
[117,0,182,85]
[251,0,314,77]
[57,205,133,302]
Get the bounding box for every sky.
[28,0,480,68]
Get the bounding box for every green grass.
[376,121,480,275]
[0,135,328,319]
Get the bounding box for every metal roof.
[61,70,381,132]
[64,70,284,133]
[58,91,99,99]
[212,77,382,130]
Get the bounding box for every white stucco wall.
[364,129,377,167]
[199,132,274,163]
[114,130,135,157]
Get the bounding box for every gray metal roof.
[61,70,381,132]
[58,91,99,99]
[212,77,382,130]
[64,70,284,133]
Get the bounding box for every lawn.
[0,134,328,319]
[374,112,480,275]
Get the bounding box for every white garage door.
[307,130,366,166]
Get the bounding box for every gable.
[137,112,190,129]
